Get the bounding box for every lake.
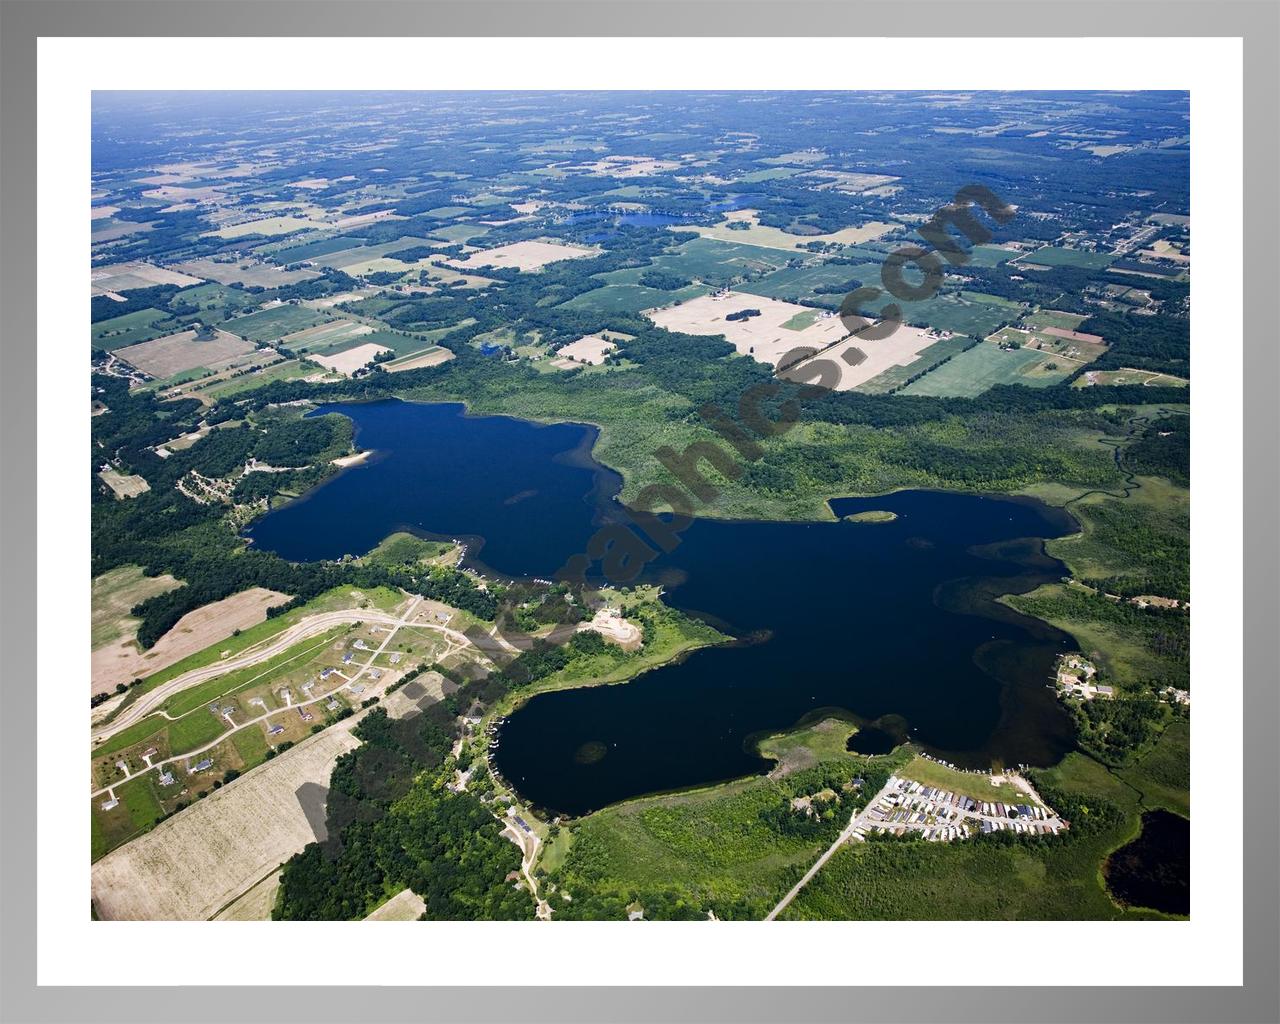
[1104,809,1190,916]
[246,399,1081,816]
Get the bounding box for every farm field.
[92,724,363,918]
[1014,246,1115,270]
[737,262,869,305]
[554,334,617,366]
[642,236,795,285]
[98,468,151,500]
[365,888,427,921]
[278,319,372,354]
[92,566,183,651]
[90,260,202,295]
[1024,308,1090,331]
[220,304,330,343]
[383,346,455,372]
[170,256,320,288]
[207,215,327,239]
[685,209,897,251]
[112,328,256,379]
[901,340,1072,396]
[268,234,364,262]
[889,291,1016,337]
[964,244,1022,267]
[558,282,711,315]
[307,342,393,376]
[783,325,957,391]
[646,290,849,367]
[92,586,289,697]
[853,333,976,394]
[445,239,596,272]
[91,308,179,351]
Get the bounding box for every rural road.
[764,778,895,922]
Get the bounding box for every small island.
[842,510,898,524]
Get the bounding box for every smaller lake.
[1104,809,1190,916]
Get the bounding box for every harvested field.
[98,469,151,500]
[365,888,427,921]
[90,261,202,295]
[782,325,957,391]
[645,290,849,368]
[555,334,617,365]
[1041,326,1105,345]
[335,209,402,229]
[684,209,898,252]
[213,871,281,920]
[170,257,320,288]
[384,346,455,372]
[112,328,256,378]
[92,566,182,651]
[92,587,289,696]
[308,342,392,376]
[91,725,361,920]
[208,216,326,240]
[446,239,595,272]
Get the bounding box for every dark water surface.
[246,400,1081,815]
[1104,810,1190,916]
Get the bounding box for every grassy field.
[1016,246,1116,271]
[1024,308,1090,331]
[897,756,1029,804]
[964,244,1020,268]
[901,341,1070,396]
[220,305,330,343]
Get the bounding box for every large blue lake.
[245,400,1080,815]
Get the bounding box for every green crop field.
[890,292,1014,337]
[1016,246,1116,270]
[901,341,1070,396]
[738,262,873,306]
[91,308,179,351]
[220,305,330,343]
[854,334,976,394]
[656,236,795,285]
[558,282,711,315]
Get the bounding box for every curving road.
[91,600,492,747]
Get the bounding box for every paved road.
[764,778,895,921]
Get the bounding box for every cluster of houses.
[1056,654,1114,700]
[853,775,1067,842]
